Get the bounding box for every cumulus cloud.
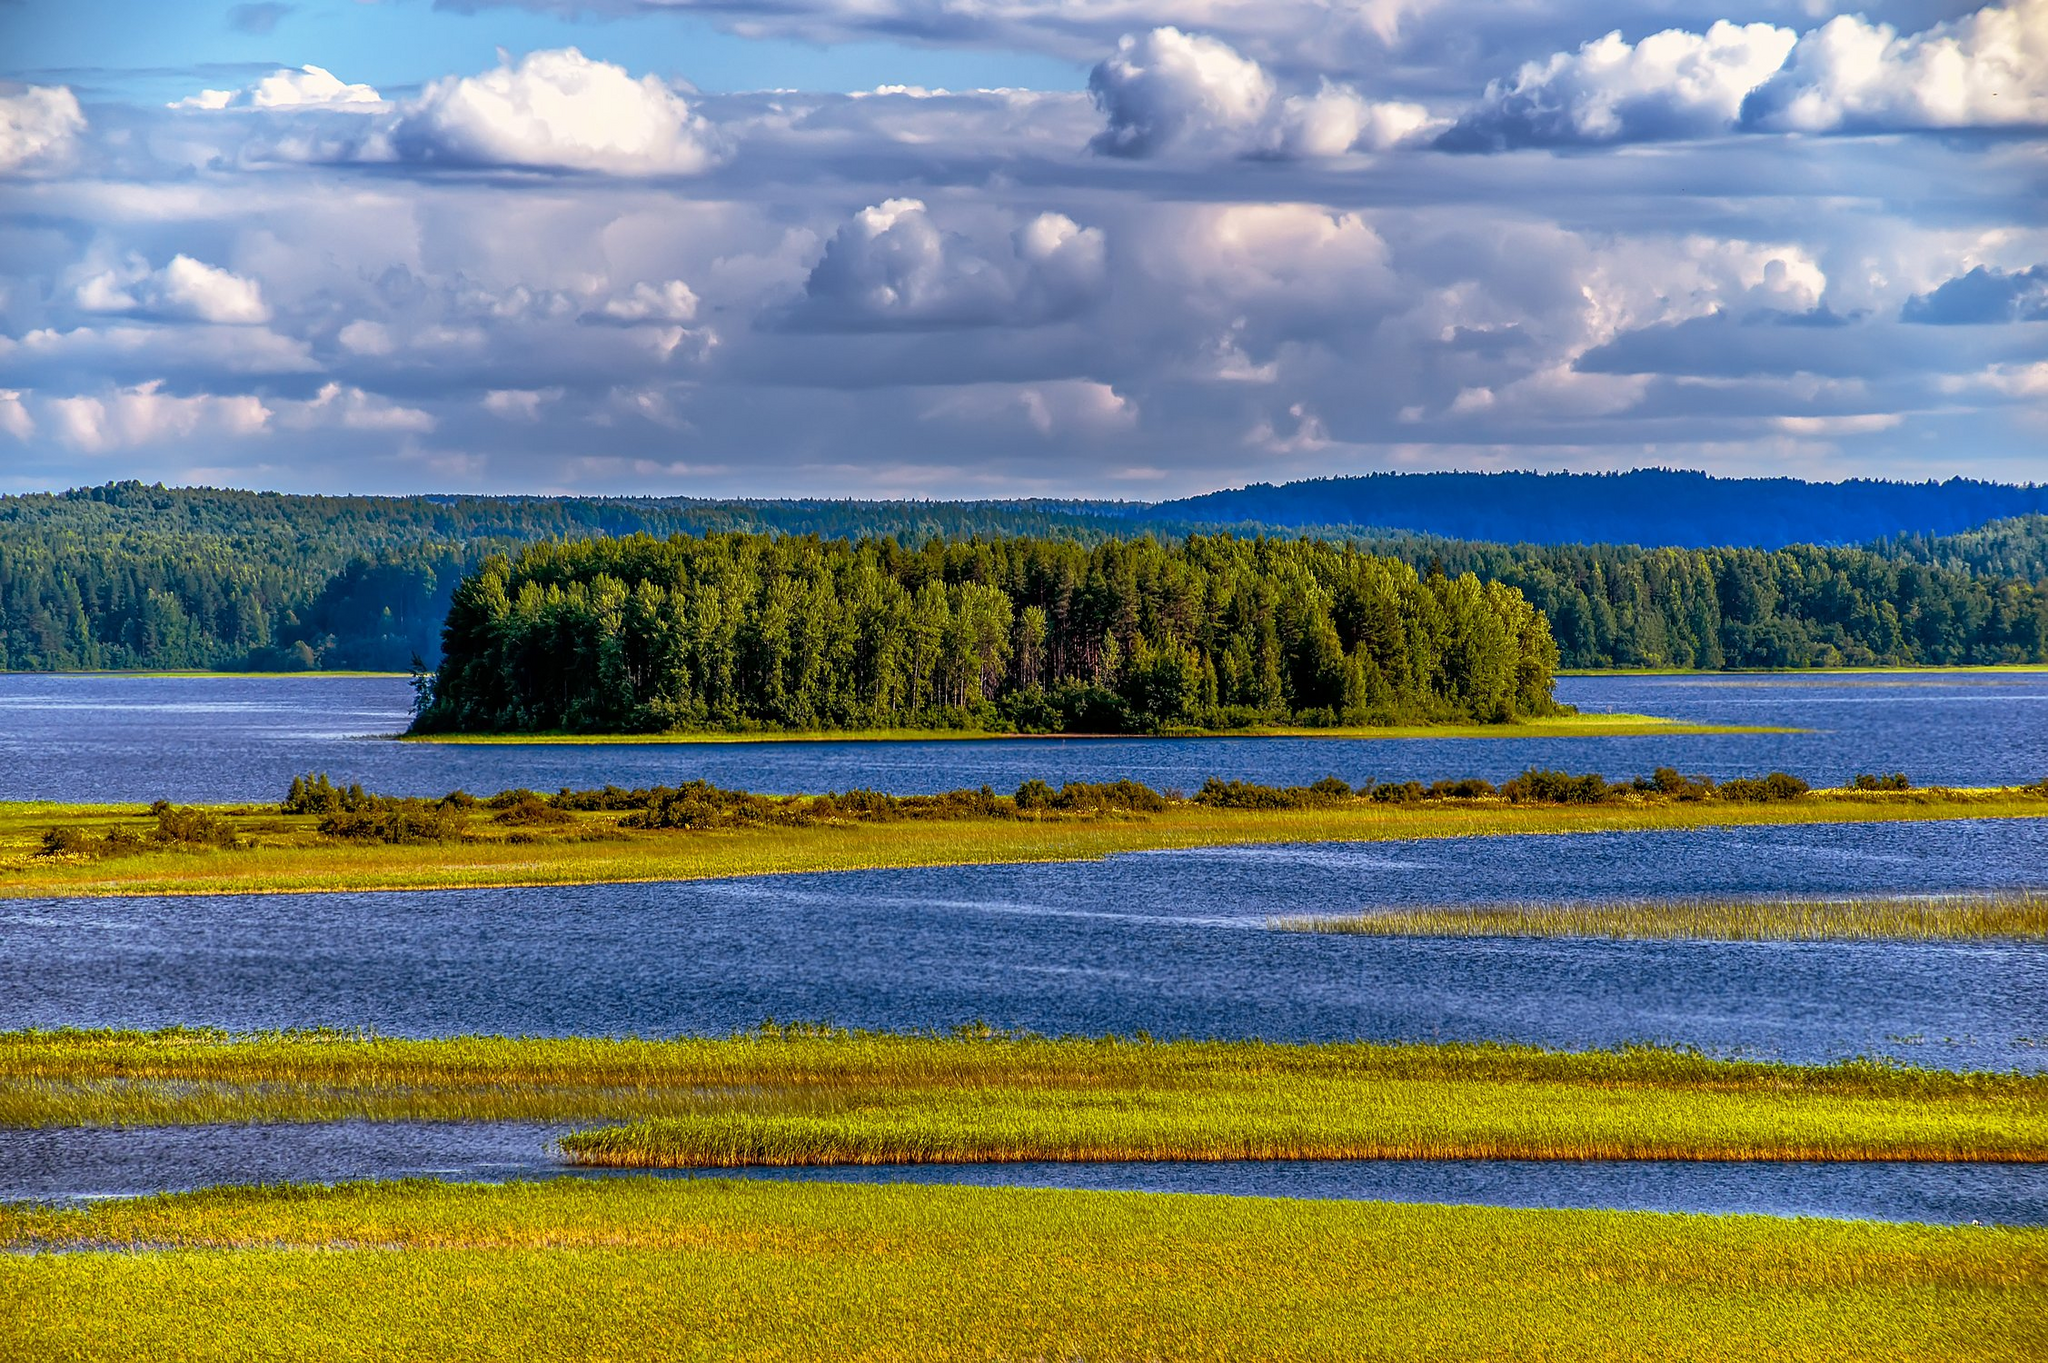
[45,381,271,452]
[1743,0,2048,132]
[924,379,1138,438]
[74,255,272,324]
[791,199,1106,329]
[278,382,436,432]
[1090,28,1432,158]
[172,64,384,112]
[0,390,33,441]
[1440,21,1799,149]
[1903,263,2048,323]
[597,279,699,323]
[1,84,86,172]
[378,48,722,174]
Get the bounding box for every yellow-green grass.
[5,786,2042,900]
[403,711,1793,743]
[2,1178,2042,1362]
[6,1029,2041,1166]
[1276,891,2048,942]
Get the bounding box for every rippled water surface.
[6,822,2042,1068]
[2,670,2045,802]
[6,1123,2040,1226]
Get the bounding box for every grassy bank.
[1276,891,2048,942]
[5,785,2043,900]
[401,712,1793,744]
[3,1178,2042,1362]
[6,1030,2041,1165]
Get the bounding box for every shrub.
[151,803,241,849]
[1850,772,1912,792]
[1634,767,1714,801]
[1716,772,1811,803]
[318,804,468,844]
[37,827,97,858]
[281,773,372,815]
[1501,770,1614,805]
[1013,779,1056,812]
[1369,781,1425,804]
[492,796,571,827]
[1426,778,1496,800]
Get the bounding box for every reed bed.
[2,1178,2041,1361]
[1276,891,2048,942]
[3,786,2041,900]
[5,1028,2041,1165]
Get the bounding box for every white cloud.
[792,199,1106,329]
[1,85,86,172]
[483,387,564,420]
[0,390,34,441]
[279,382,436,432]
[337,320,396,355]
[1090,27,1432,158]
[924,379,1137,438]
[74,255,271,324]
[172,65,384,112]
[599,279,700,322]
[1773,412,1905,434]
[1743,0,2048,132]
[45,381,271,452]
[381,48,723,174]
[1442,21,1799,148]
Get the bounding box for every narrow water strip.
[6,1123,2042,1227]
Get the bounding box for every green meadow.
[1276,890,2048,942]
[7,1029,2042,1166]
[4,783,2043,900]
[2,1178,2041,1362]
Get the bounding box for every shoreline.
[399,713,1800,745]
[3,788,2040,901]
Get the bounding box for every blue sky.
[0,1,2043,497]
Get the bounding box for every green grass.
[6,1029,2042,1166]
[1276,891,2048,942]
[5,785,2042,900]
[2,1178,2042,1361]
[403,712,1793,743]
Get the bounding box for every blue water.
[1,670,2044,803]
[5,822,2042,1069]
[4,1123,2038,1226]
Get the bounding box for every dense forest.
[413,534,1562,735]
[1149,471,2048,549]
[3,482,2046,674]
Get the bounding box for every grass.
[5,1029,2042,1166]
[4,784,2042,900]
[402,712,1794,743]
[1557,663,2048,677]
[1276,891,2048,942]
[2,1177,2042,1361]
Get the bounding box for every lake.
[0,669,2045,804]
[5,821,2042,1068]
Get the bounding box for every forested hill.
[1146,472,2048,549]
[414,534,1562,736]
[2,481,2046,674]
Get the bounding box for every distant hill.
[1138,471,2048,549]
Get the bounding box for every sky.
[0,1,2042,499]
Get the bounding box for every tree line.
[3,482,2046,675]
[412,532,1562,734]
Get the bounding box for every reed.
[5,1029,2040,1165]
[3,785,2041,900]
[1275,891,2048,942]
[2,1179,2040,1361]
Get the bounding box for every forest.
[412,533,1562,735]
[3,481,2046,674]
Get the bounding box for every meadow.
[1274,891,2048,942]
[6,1029,2042,1166]
[3,783,2043,900]
[2,1177,2042,1361]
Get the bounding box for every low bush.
[1850,772,1912,792]
[317,803,468,845]
[1716,772,1811,803]
[150,802,241,849]
[492,796,572,827]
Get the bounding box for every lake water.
[6,822,2043,1068]
[1,670,2045,804]
[4,1122,2039,1226]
